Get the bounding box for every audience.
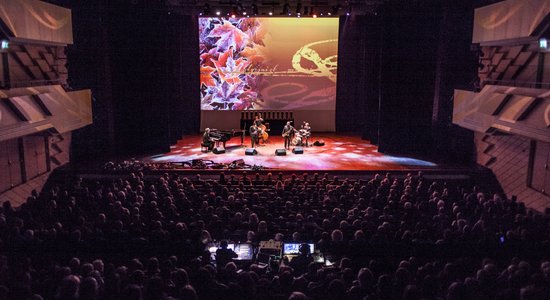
[0,170,548,299]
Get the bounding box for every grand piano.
[209,129,245,148]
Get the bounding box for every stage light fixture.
[296,2,302,14]
[332,4,341,15]
[282,2,290,15]
[216,11,221,16]
[312,14,317,18]
[269,11,273,16]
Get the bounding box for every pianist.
[202,128,214,151]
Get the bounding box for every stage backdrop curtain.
[377,0,442,155]
[71,2,201,158]
[335,15,381,143]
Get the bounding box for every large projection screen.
[199,17,339,111]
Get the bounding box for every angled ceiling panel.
[0,85,91,142]
[454,85,550,142]
[0,0,73,45]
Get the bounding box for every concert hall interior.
[0,0,550,299]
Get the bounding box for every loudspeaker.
[245,148,257,155]
[313,140,325,146]
[275,149,287,156]
[292,147,304,154]
[213,146,225,154]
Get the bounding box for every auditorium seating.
[0,170,548,299]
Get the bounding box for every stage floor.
[144,134,438,171]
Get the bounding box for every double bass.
[254,114,269,143]
[259,123,269,142]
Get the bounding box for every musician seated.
[202,128,214,151]
[303,122,311,147]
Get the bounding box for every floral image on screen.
[199,17,339,111]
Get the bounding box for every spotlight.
[269,11,273,16]
[312,14,317,18]
[243,11,247,15]
[216,11,221,16]
[231,14,236,18]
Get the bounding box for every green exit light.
[540,38,548,50]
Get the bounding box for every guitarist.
[282,121,295,150]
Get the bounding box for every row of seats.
[0,170,547,299]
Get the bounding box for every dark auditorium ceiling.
[42,0,507,14]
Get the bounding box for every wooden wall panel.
[475,132,550,211]
[531,141,549,192]
[23,136,39,179]
[6,44,65,87]
[480,43,540,85]
[22,135,47,180]
[0,139,23,193]
[0,141,13,193]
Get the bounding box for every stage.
[144,134,438,171]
